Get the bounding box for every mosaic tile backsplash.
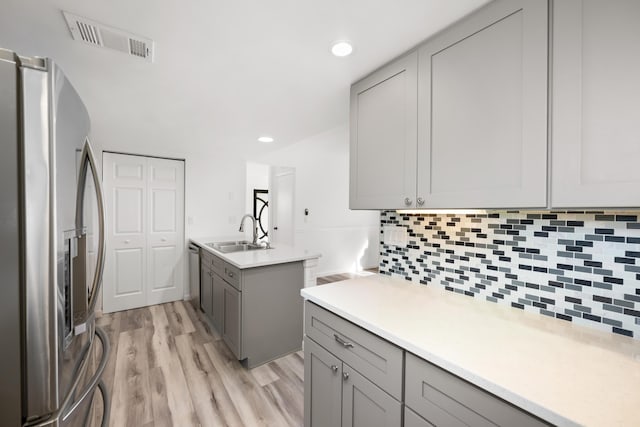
[379,210,640,339]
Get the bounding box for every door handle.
[334,334,354,348]
[74,140,106,332]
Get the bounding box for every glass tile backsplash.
[379,210,640,339]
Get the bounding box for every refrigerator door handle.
[62,327,110,422]
[73,139,106,334]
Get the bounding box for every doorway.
[270,166,295,246]
[102,152,185,313]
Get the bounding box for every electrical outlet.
[383,226,408,246]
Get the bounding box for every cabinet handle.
[404,197,413,206]
[343,372,349,381]
[334,334,354,348]
[331,365,338,373]
[417,197,425,206]
[228,271,234,278]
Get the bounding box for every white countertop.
[301,274,640,427]
[190,236,321,269]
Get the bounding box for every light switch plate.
[383,226,408,247]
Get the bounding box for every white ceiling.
[1,0,490,159]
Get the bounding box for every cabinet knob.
[124,239,130,244]
[228,271,234,278]
[404,197,413,206]
[417,197,425,206]
[331,365,338,373]
[342,372,349,381]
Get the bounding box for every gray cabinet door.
[341,363,401,427]
[304,337,342,427]
[222,281,242,359]
[199,265,213,317]
[404,407,434,427]
[350,51,418,210]
[417,0,548,208]
[305,301,403,400]
[211,272,224,332]
[552,0,640,207]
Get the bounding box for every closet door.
[146,157,185,305]
[552,0,640,207]
[103,153,185,313]
[103,153,147,312]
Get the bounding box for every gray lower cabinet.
[211,272,224,332]
[405,353,551,427]
[342,363,402,427]
[404,407,433,427]
[304,302,553,427]
[304,336,401,427]
[304,302,402,427]
[221,280,242,358]
[304,337,343,427]
[199,249,304,367]
[199,263,213,317]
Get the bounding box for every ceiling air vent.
[63,11,154,63]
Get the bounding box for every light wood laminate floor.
[96,301,303,427]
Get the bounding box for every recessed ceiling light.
[258,136,274,143]
[331,41,353,57]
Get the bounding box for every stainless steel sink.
[205,240,272,253]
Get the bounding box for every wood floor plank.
[165,301,196,336]
[182,300,221,343]
[149,305,199,426]
[148,367,175,427]
[250,363,280,387]
[102,300,306,427]
[174,333,227,426]
[111,328,153,427]
[263,378,304,427]
[204,340,291,427]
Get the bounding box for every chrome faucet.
[238,214,258,245]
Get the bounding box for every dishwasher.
[188,243,200,310]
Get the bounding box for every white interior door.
[102,153,184,313]
[270,167,295,246]
[146,157,185,305]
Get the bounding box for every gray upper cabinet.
[417,0,548,208]
[349,51,418,210]
[551,0,640,207]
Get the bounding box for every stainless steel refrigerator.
[0,48,110,426]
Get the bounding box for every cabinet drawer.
[199,248,214,267]
[405,353,550,427]
[304,302,402,400]
[211,253,225,278]
[223,262,241,290]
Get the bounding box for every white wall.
[255,125,379,276]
